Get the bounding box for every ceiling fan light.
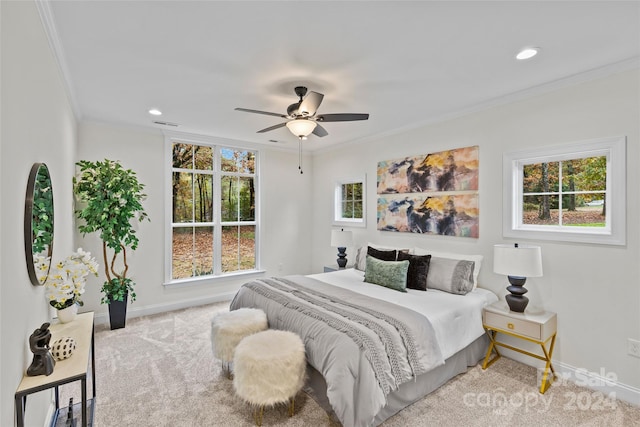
[286,119,317,137]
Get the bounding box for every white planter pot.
[57,304,78,323]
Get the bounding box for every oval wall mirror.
[24,163,54,286]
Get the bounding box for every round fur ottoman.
[211,308,268,378]
[233,330,306,426]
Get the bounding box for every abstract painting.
[377,193,479,237]
[377,146,479,237]
[377,146,479,194]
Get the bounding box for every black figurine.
[26,322,56,376]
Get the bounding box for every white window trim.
[333,175,366,228]
[163,131,262,285]
[503,136,626,246]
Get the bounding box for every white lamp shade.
[286,119,317,137]
[331,229,353,248]
[493,244,543,277]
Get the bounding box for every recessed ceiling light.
[516,47,540,61]
[148,108,162,116]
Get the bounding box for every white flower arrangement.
[41,248,99,310]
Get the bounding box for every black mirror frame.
[24,163,54,286]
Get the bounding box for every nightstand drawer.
[484,311,541,340]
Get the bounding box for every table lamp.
[493,243,543,312]
[331,229,353,268]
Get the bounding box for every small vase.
[57,304,78,323]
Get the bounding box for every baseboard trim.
[93,292,236,326]
[553,361,640,407]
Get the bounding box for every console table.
[15,312,96,427]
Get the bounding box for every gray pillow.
[363,255,409,293]
[355,246,367,271]
[426,257,475,295]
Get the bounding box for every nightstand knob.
[507,322,515,330]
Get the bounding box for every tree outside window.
[522,156,606,227]
[503,136,625,245]
[334,178,366,227]
[170,142,257,281]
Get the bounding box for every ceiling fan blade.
[256,122,287,133]
[235,107,287,118]
[312,124,328,137]
[298,91,324,116]
[316,113,369,122]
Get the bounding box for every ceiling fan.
[235,86,369,139]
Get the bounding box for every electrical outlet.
[628,338,640,358]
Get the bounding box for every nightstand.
[482,302,557,393]
[323,265,342,272]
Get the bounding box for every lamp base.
[505,275,529,313]
[336,247,347,269]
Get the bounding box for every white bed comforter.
[308,268,498,359]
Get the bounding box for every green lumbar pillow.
[363,255,409,293]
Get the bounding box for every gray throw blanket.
[230,275,444,427]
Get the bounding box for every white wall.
[3,3,638,424]
[76,122,314,321]
[311,69,640,396]
[1,1,78,426]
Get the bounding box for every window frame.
[164,132,262,285]
[333,176,366,228]
[503,136,626,245]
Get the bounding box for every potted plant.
[42,248,99,323]
[73,159,149,329]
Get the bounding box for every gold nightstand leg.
[482,329,501,369]
[539,333,557,394]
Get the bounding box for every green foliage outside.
[171,143,256,279]
[341,182,363,219]
[73,159,149,303]
[522,155,606,225]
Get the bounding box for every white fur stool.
[211,308,268,378]
[233,330,306,426]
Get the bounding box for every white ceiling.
[46,1,640,151]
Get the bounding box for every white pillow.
[413,247,483,289]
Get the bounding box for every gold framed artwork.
[377,146,479,237]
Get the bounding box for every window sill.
[504,227,623,246]
[164,269,266,287]
[333,219,366,228]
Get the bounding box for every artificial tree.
[73,159,149,328]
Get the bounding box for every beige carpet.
[61,302,640,426]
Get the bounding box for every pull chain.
[298,137,303,174]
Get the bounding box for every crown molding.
[35,0,82,121]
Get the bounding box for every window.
[167,136,258,283]
[334,178,365,227]
[503,136,625,245]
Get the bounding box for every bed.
[229,265,497,427]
